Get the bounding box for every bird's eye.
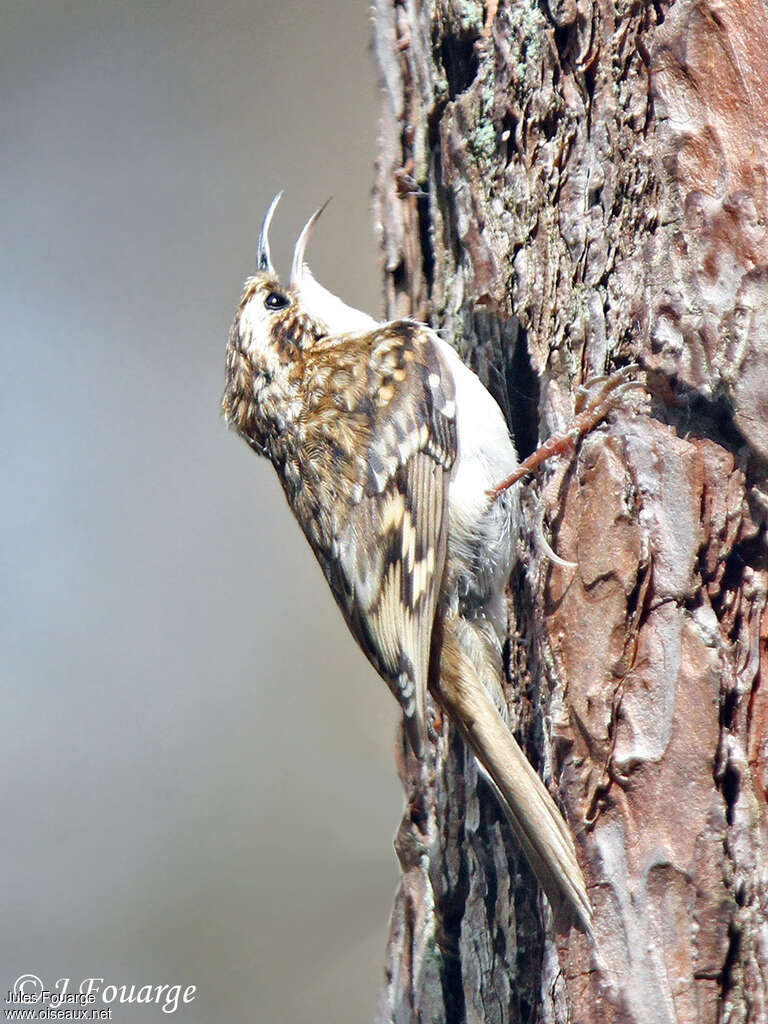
[264,291,290,310]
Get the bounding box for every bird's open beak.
[256,191,283,272]
[290,198,331,288]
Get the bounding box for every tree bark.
[371,1,768,1022]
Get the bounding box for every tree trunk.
[371,1,768,1021]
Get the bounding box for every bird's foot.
[489,364,646,499]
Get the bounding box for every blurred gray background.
[2,1,404,1020]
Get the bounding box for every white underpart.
[431,333,518,638]
[431,335,517,526]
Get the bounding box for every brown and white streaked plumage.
[222,194,593,930]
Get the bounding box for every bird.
[222,193,593,931]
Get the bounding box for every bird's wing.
[330,322,457,756]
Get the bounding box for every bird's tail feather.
[437,615,593,933]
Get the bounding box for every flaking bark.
[372,1,768,1022]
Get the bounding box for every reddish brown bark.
[372,1,768,1021]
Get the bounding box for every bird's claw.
[489,364,646,499]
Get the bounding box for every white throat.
[297,266,380,334]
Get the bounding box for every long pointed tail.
[436,615,593,932]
